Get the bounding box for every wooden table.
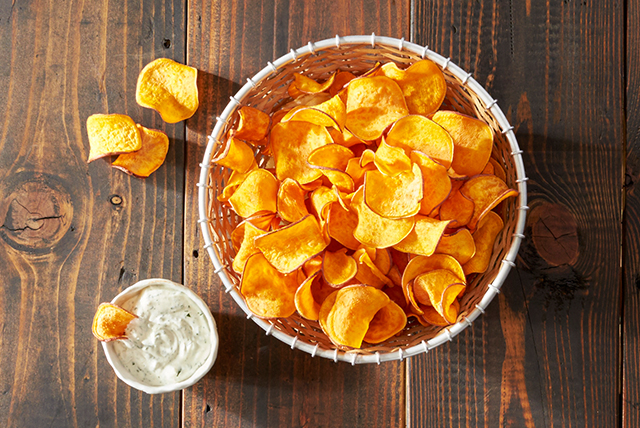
[0,0,635,426]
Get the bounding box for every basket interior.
[204,43,519,357]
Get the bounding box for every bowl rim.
[101,278,219,394]
[197,34,528,364]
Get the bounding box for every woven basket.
[198,35,528,364]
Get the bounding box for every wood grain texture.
[624,0,640,425]
[0,0,185,426]
[412,0,623,426]
[183,1,410,427]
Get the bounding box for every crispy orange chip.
[489,158,507,181]
[364,163,423,219]
[393,216,450,257]
[277,178,309,223]
[432,111,494,177]
[228,169,278,218]
[295,271,323,321]
[136,58,199,123]
[380,60,446,116]
[410,151,452,215]
[345,76,409,141]
[374,137,412,177]
[326,202,360,250]
[323,249,358,286]
[271,120,332,184]
[310,186,339,220]
[282,106,341,130]
[463,211,504,275]
[413,270,465,323]
[363,302,407,344]
[236,106,270,142]
[87,114,142,162]
[290,72,336,95]
[308,144,354,171]
[353,248,393,289]
[92,303,137,341]
[352,187,415,249]
[329,71,357,96]
[232,221,267,274]
[112,125,169,177]
[303,255,324,277]
[439,180,475,228]
[254,215,329,273]
[319,285,390,348]
[460,175,518,230]
[435,228,476,265]
[346,157,376,188]
[385,115,454,169]
[213,136,256,173]
[374,248,392,275]
[240,253,300,318]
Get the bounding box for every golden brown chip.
[308,144,354,171]
[345,76,409,141]
[385,115,454,169]
[271,120,333,184]
[92,303,138,341]
[112,125,169,177]
[374,248,392,275]
[319,285,391,348]
[236,106,270,142]
[329,71,357,96]
[290,72,336,95]
[136,58,199,123]
[489,158,507,181]
[323,249,358,287]
[393,216,450,257]
[232,222,267,274]
[460,175,518,230]
[374,137,412,177]
[310,186,339,220]
[240,253,300,318]
[410,151,452,216]
[87,114,142,162]
[351,187,415,249]
[435,228,477,265]
[353,248,393,289]
[439,180,475,228]
[254,215,329,273]
[294,271,323,321]
[303,255,324,277]
[364,163,423,219]
[380,60,446,116]
[277,178,309,223]
[326,202,360,250]
[463,211,504,275]
[228,169,278,218]
[412,269,461,306]
[363,302,407,344]
[212,136,256,173]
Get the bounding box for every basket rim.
[197,34,529,364]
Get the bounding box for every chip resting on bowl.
[92,303,137,342]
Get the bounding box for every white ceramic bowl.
[101,278,219,394]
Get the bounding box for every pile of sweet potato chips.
[86,58,198,177]
[214,59,517,349]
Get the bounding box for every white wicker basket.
[198,34,528,364]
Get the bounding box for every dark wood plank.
[412,1,623,426]
[183,2,410,427]
[0,0,185,426]
[624,0,640,424]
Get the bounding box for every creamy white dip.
[112,285,212,386]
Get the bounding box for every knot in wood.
[530,203,579,266]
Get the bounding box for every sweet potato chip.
[323,249,358,286]
[295,271,323,320]
[393,216,450,256]
[290,72,336,95]
[217,161,259,202]
[413,269,463,315]
[228,169,278,218]
[420,304,451,326]
[329,71,357,96]
[374,137,412,177]
[254,214,329,273]
[353,248,393,289]
[432,111,493,177]
[303,255,323,277]
[363,302,407,344]
[460,175,518,230]
[346,157,376,188]
[87,114,142,162]
[326,202,360,250]
[345,76,409,141]
[435,228,476,265]
[439,180,475,228]
[352,187,415,248]
[385,115,454,169]
[212,136,256,173]
[440,283,465,323]
[271,120,332,184]
[410,151,452,215]
[112,125,169,177]
[136,58,198,123]
[287,95,346,131]
[282,106,340,130]
[277,178,309,223]
[308,144,354,171]
[235,106,270,142]
[482,162,495,175]
[240,253,300,318]
[374,248,392,275]
[489,158,507,181]
[92,303,137,341]
[380,60,446,116]
[386,265,403,287]
[364,163,423,219]
[310,186,339,220]
[463,211,504,275]
[319,285,390,348]
[232,221,267,274]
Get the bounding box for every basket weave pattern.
[199,35,528,364]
